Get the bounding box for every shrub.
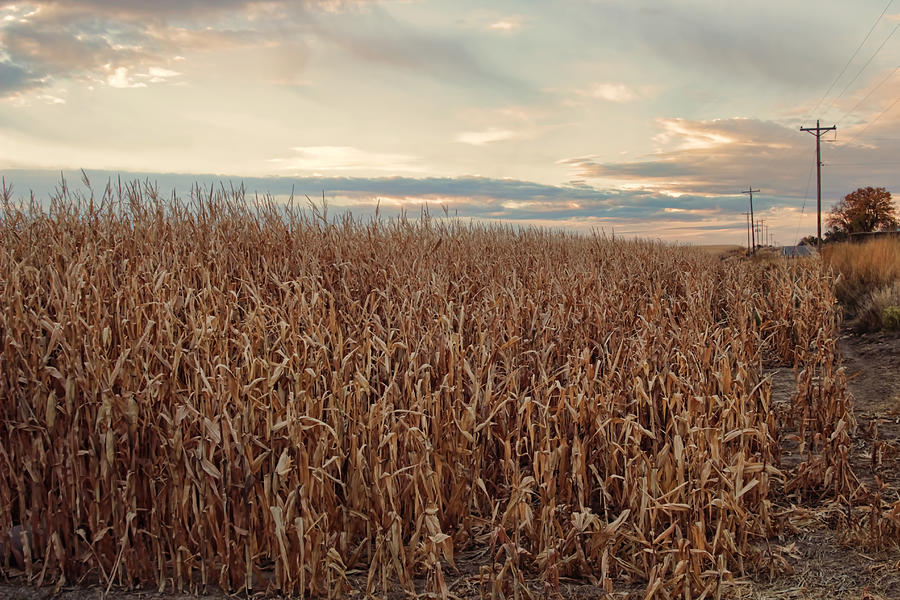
[884,305,900,330]
[851,281,900,332]
[821,238,900,328]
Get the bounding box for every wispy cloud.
[560,118,803,195]
[147,66,182,80]
[0,60,45,95]
[0,8,179,96]
[651,118,738,150]
[586,4,847,89]
[106,67,146,89]
[559,116,900,202]
[586,83,638,103]
[455,128,515,145]
[0,0,372,97]
[0,168,762,228]
[268,146,423,173]
[0,168,823,243]
[103,64,183,88]
[314,9,531,94]
[487,18,522,32]
[1,0,534,101]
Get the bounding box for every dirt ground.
[1,331,898,600]
[750,331,900,600]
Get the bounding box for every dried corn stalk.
[0,181,858,597]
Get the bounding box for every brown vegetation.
[0,180,895,598]
[822,237,900,331]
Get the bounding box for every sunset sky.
[2,0,899,244]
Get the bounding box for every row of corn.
[0,181,887,598]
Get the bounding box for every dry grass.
[691,244,744,257]
[0,179,891,598]
[821,238,900,326]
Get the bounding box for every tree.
[826,186,898,238]
[799,235,818,246]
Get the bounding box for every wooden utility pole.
[800,120,836,249]
[742,187,760,251]
[743,211,751,252]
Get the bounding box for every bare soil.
[741,331,900,600]
[2,331,898,600]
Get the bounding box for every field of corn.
[0,180,895,598]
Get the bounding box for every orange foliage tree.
[826,186,898,240]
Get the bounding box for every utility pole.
[742,187,760,251]
[743,211,751,253]
[800,120,836,249]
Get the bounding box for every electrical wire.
[806,0,894,120]
[823,20,900,117]
[835,65,899,126]
[824,161,900,166]
[841,94,900,146]
[792,159,815,245]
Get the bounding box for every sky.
[1,0,900,245]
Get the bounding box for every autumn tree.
[826,186,897,240]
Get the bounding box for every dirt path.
[840,331,900,494]
[745,331,900,600]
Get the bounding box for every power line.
[807,0,895,119]
[825,160,900,166]
[841,95,900,146]
[835,65,899,125]
[823,19,900,117]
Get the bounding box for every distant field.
[0,185,885,599]
[692,243,744,256]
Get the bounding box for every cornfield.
[0,179,883,598]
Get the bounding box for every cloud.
[455,128,515,145]
[560,118,810,196]
[0,168,719,221]
[586,83,637,103]
[102,64,182,88]
[0,168,823,243]
[0,1,354,97]
[0,0,529,100]
[268,146,423,172]
[487,18,521,32]
[313,8,531,94]
[106,67,146,88]
[147,66,181,79]
[651,118,737,150]
[0,6,179,94]
[575,4,852,90]
[559,114,900,220]
[560,81,657,108]
[0,60,44,96]
[4,1,282,20]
